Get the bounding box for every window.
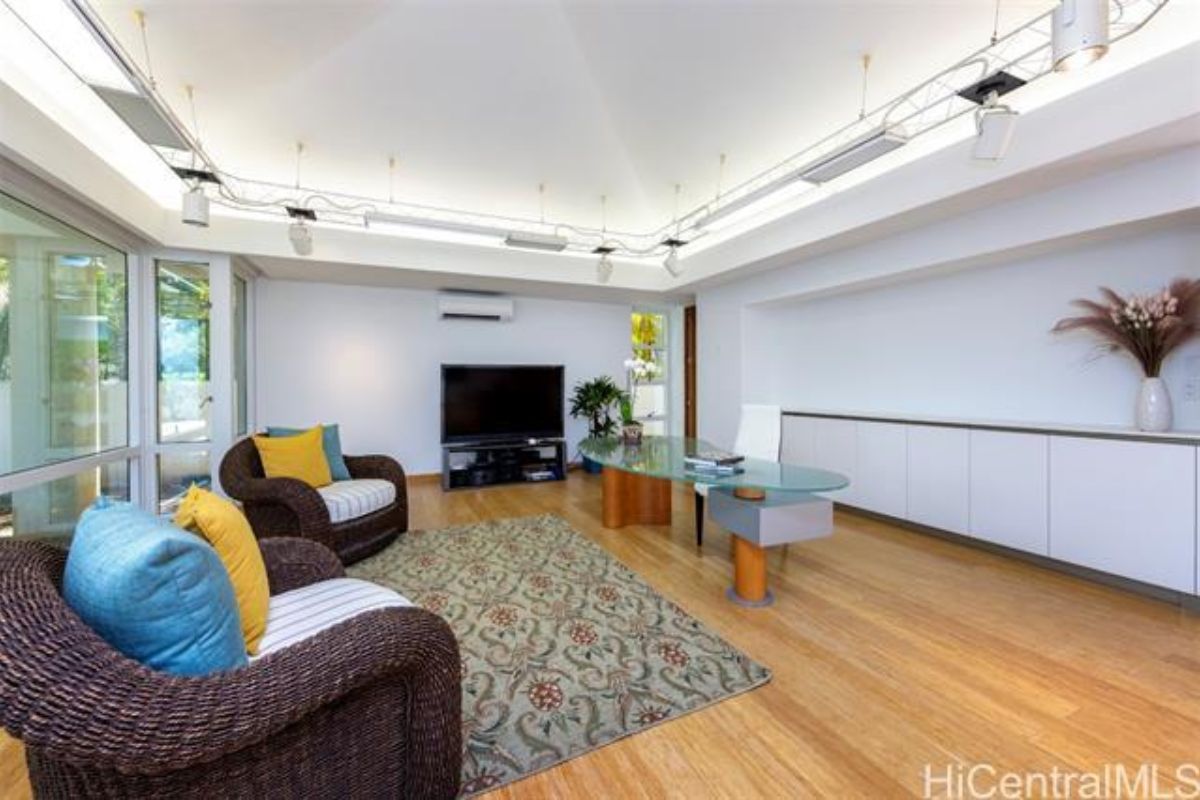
[155,260,212,512]
[630,310,669,435]
[156,261,211,444]
[0,190,133,539]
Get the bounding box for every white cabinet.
[1196,447,1199,596]
[1049,438,1196,593]
[969,431,1049,555]
[907,425,970,534]
[781,415,818,466]
[812,418,857,504]
[854,421,908,518]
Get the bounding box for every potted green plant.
[569,376,625,473]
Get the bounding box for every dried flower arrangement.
[1052,278,1200,377]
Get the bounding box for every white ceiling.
[91,0,1056,232]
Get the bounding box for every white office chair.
[694,404,782,547]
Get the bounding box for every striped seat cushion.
[316,479,396,524]
[252,578,412,660]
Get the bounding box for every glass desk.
[580,436,850,606]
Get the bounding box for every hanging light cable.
[387,155,396,205]
[662,183,684,276]
[716,153,727,202]
[179,84,209,226]
[990,0,1003,45]
[294,141,304,189]
[287,141,314,253]
[858,53,872,120]
[133,9,156,88]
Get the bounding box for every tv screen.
[442,364,565,444]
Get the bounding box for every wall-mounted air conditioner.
[437,293,514,322]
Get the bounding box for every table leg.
[727,537,774,607]
[601,467,672,528]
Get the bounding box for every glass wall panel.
[0,192,129,476]
[233,274,249,437]
[156,261,211,443]
[0,459,130,542]
[157,450,210,514]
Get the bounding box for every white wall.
[746,226,1200,428]
[254,281,631,474]
[697,162,1200,449]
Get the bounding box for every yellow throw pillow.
[174,485,270,655]
[252,425,332,488]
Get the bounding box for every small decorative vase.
[1136,377,1173,432]
[621,422,643,446]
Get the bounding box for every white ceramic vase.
[1136,377,1173,432]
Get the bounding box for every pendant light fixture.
[286,142,314,255]
[178,84,209,226]
[661,184,686,277]
[594,195,614,284]
[1052,0,1109,72]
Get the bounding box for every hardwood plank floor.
[3,474,1197,798]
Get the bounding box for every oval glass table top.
[579,436,849,494]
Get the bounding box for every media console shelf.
[442,439,567,491]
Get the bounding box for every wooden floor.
[3,474,1198,798]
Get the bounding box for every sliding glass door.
[147,252,246,512]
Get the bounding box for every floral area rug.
[348,514,771,796]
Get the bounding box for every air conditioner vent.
[437,293,514,322]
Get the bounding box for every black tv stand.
[441,438,567,491]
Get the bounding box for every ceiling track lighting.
[972,93,1020,161]
[44,0,1163,261]
[288,221,313,256]
[958,71,1025,162]
[181,186,209,227]
[661,237,686,277]
[594,244,615,284]
[285,206,315,255]
[1052,0,1110,72]
[503,232,570,252]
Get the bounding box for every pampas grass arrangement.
[1053,278,1200,377]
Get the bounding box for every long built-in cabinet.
[783,412,1200,596]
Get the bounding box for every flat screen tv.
[441,364,565,444]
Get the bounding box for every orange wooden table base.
[727,537,775,607]
[601,467,672,528]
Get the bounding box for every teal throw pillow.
[63,498,248,676]
[267,424,351,481]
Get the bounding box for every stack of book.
[684,448,745,476]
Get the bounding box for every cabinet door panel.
[813,418,856,504]
[1049,438,1195,592]
[907,425,970,534]
[855,421,908,518]
[781,415,818,466]
[969,431,1049,555]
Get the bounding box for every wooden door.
[684,305,696,438]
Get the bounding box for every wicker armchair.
[0,537,462,800]
[219,436,408,565]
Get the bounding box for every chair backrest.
[733,404,782,462]
[218,436,266,498]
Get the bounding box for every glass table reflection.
[579,436,850,607]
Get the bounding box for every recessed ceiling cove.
[88,0,1061,233]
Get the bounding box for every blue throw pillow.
[63,498,248,677]
[267,424,351,481]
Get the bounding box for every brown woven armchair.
[219,436,408,565]
[0,537,461,799]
